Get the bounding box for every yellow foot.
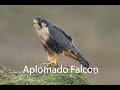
[47,59,57,66]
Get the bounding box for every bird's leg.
[47,59,57,66]
[41,59,57,67]
[47,52,58,67]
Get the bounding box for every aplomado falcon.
[33,16,90,69]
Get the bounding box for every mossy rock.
[0,65,90,85]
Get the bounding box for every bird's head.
[33,16,49,30]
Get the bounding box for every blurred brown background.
[0,5,120,85]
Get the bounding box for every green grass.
[0,65,90,85]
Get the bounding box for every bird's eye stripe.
[33,19,39,23]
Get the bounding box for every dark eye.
[37,19,40,22]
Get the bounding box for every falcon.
[33,16,90,69]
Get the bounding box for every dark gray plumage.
[47,25,90,68]
[33,16,90,69]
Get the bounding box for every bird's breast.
[36,29,50,44]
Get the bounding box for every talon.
[47,59,57,66]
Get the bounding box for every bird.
[33,16,90,69]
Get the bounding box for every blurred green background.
[0,5,120,85]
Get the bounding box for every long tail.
[71,46,90,69]
[77,51,93,72]
[70,44,93,73]
[76,52,89,68]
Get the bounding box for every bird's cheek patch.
[41,23,47,27]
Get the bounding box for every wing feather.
[48,25,79,55]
